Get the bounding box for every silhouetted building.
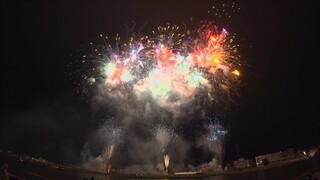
[296,150,307,158]
[284,148,296,159]
[233,158,250,169]
[255,151,285,166]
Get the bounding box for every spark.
[232,69,240,76]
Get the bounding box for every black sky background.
[1,0,319,164]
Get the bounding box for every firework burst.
[78,21,240,109]
[199,120,228,166]
[97,121,124,172]
[78,18,242,173]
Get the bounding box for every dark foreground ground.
[1,150,319,180]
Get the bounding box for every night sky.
[1,0,319,164]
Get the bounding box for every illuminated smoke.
[107,163,112,174]
[106,144,114,173]
[164,154,170,175]
[81,121,124,172]
[99,123,124,172]
[154,125,174,153]
[107,144,115,161]
[199,121,228,167]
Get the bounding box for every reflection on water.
[79,158,319,180]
